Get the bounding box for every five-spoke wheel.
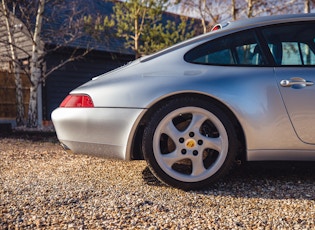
[142,97,238,190]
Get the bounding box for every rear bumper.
[51,107,145,160]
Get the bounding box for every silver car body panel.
[52,107,145,160]
[275,68,315,144]
[52,13,315,161]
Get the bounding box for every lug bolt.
[198,140,203,145]
[179,137,184,143]
[189,132,194,137]
[193,150,198,156]
[181,149,187,155]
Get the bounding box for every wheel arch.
[130,93,246,162]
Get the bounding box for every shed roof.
[42,0,134,55]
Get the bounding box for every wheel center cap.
[185,139,196,148]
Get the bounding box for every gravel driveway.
[1,133,315,229]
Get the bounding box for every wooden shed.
[0,10,33,126]
[0,72,30,122]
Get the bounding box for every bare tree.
[26,0,45,127]
[176,0,314,26]
[304,0,315,12]
[231,0,237,20]
[178,0,230,33]
[0,0,91,128]
[0,0,25,125]
[241,0,314,18]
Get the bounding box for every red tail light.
[211,24,222,31]
[60,94,94,108]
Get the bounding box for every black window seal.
[254,28,276,66]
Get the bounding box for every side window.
[184,30,266,66]
[262,23,315,66]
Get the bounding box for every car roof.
[227,13,315,31]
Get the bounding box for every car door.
[261,21,315,144]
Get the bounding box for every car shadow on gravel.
[0,130,58,143]
[142,161,315,200]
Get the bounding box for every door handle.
[280,77,314,88]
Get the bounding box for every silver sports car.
[52,13,315,190]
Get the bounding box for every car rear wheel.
[142,97,238,190]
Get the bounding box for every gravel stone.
[1,137,315,229]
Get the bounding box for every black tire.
[142,97,238,190]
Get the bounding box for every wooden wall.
[0,71,30,119]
